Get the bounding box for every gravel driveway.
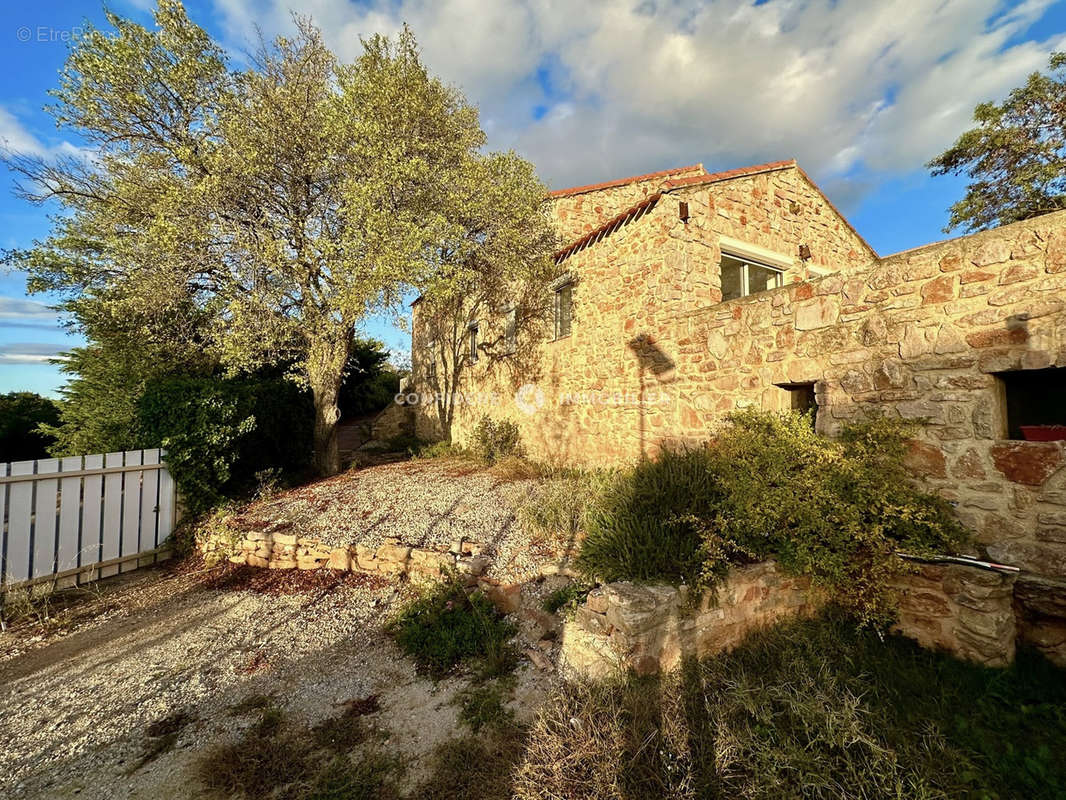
[0,563,553,799]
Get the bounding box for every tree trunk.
[308,334,348,476]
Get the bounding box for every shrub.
[386,580,516,678]
[577,410,968,625]
[138,376,312,513]
[513,612,1066,800]
[471,415,522,464]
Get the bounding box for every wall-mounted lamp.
[799,244,812,261]
[678,201,690,223]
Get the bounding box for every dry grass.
[513,612,1066,800]
[414,723,529,800]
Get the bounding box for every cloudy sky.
[2,0,1066,395]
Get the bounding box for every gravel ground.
[0,562,556,799]
[231,459,557,581]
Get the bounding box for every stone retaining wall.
[560,561,1019,679]
[198,524,491,584]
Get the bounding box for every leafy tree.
[0,392,60,461]
[929,52,1066,232]
[4,1,503,476]
[337,337,403,419]
[415,152,557,439]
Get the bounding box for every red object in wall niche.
[1020,425,1066,442]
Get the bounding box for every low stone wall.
[560,561,1020,679]
[199,524,491,583]
[560,562,820,679]
[1014,575,1066,667]
[892,563,1017,668]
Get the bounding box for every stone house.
[410,158,1066,664]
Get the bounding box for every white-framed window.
[467,321,479,363]
[720,252,784,301]
[554,282,573,339]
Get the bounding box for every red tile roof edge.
[554,193,663,262]
[660,159,796,190]
[549,164,705,199]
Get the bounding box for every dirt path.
[0,564,554,799]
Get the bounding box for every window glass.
[748,263,782,293]
[720,255,745,301]
[468,323,478,362]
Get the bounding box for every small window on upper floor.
[996,367,1066,441]
[720,253,784,301]
[467,321,479,363]
[554,282,573,339]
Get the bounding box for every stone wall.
[550,164,706,242]
[560,562,1019,679]
[893,563,1017,667]
[199,525,491,583]
[561,563,820,679]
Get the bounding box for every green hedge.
[576,410,969,625]
[138,376,312,513]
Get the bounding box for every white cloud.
[0,105,89,161]
[0,297,57,322]
[0,343,67,364]
[207,0,1065,203]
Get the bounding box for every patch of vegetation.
[488,454,544,481]
[200,702,399,800]
[413,440,466,460]
[134,710,194,771]
[541,582,590,614]
[311,695,382,752]
[519,469,611,550]
[414,722,529,800]
[513,611,1066,800]
[386,580,516,679]
[577,410,968,625]
[228,693,275,715]
[457,680,515,733]
[471,415,522,464]
[306,754,401,800]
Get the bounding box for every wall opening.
[996,367,1066,440]
[776,382,818,427]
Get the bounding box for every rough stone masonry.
[411,159,1066,666]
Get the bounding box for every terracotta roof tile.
[549,164,705,198]
[555,193,662,263]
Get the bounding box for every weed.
[306,753,401,800]
[311,696,381,752]
[134,710,193,771]
[457,681,515,733]
[413,440,465,460]
[251,706,284,738]
[414,723,529,800]
[488,454,544,481]
[471,416,522,464]
[386,580,516,679]
[541,582,590,614]
[228,693,275,715]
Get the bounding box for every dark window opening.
[777,382,818,427]
[997,367,1066,440]
[554,283,573,339]
[468,322,479,363]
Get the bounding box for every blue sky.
[2,0,1066,396]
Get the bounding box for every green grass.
[514,611,1066,800]
[457,680,515,733]
[541,583,590,614]
[386,581,516,679]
